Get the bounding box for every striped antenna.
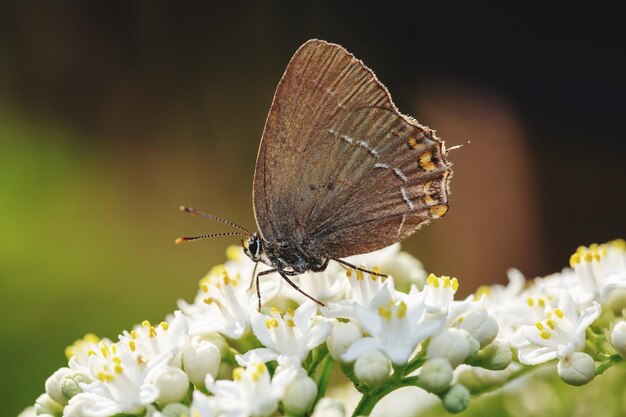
[179,206,252,234]
[175,232,250,244]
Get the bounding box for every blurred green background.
[1,3,624,416]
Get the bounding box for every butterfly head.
[242,233,263,262]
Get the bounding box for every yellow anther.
[226,245,241,261]
[111,344,116,354]
[114,365,124,374]
[270,306,282,316]
[87,349,97,356]
[130,330,137,339]
[442,276,451,288]
[203,297,215,305]
[535,322,544,331]
[209,264,226,277]
[609,238,625,251]
[451,278,459,291]
[346,269,353,278]
[475,285,492,298]
[200,283,209,293]
[426,273,436,286]
[112,356,122,364]
[538,298,546,307]
[569,253,581,267]
[129,341,136,352]
[233,367,243,381]
[397,301,407,318]
[286,308,295,317]
[431,276,440,288]
[286,319,296,327]
[101,346,109,357]
[222,271,232,286]
[527,297,535,306]
[554,308,564,319]
[356,269,364,281]
[142,320,151,328]
[84,333,99,343]
[378,306,392,320]
[252,363,266,382]
[265,318,279,329]
[546,319,557,330]
[539,330,552,340]
[97,371,114,382]
[160,321,169,330]
[371,266,381,281]
[148,326,157,338]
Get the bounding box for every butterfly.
[177,39,454,309]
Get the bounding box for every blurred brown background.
[1,3,624,415]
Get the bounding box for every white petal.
[342,337,382,362]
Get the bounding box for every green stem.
[596,354,623,375]
[315,356,335,404]
[307,346,329,376]
[351,376,421,417]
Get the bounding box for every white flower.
[419,358,453,394]
[179,264,277,339]
[207,353,298,417]
[569,241,626,304]
[610,320,626,358]
[311,398,346,417]
[282,374,318,414]
[151,365,190,404]
[65,334,113,371]
[189,390,217,417]
[45,367,72,405]
[557,351,596,386]
[516,293,601,365]
[182,338,221,386]
[423,273,459,315]
[354,350,391,387]
[327,321,363,362]
[343,280,444,365]
[76,342,168,416]
[427,328,472,368]
[34,393,63,416]
[282,263,347,304]
[477,268,535,339]
[118,311,189,368]
[247,301,332,363]
[324,267,389,319]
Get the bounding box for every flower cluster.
[24,239,626,417]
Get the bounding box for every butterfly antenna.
[179,206,252,235]
[175,232,250,244]
[445,140,470,154]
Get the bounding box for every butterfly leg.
[254,268,278,311]
[278,270,325,307]
[331,258,388,278]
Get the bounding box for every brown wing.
[253,39,452,258]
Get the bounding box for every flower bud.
[327,322,362,363]
[557,352,595,386]
[200,333,229,356]
[354,350,391,387]
[153,366,190,404]
[183,339,221,386]
[610,320,626,358]
[469,339,512,370]
[442,384,470,413]
[419,358,453,394]
[34,393,63,416]
[428,329,470,368]
[283,375,318,414]
[60,372,91,400]
[45,368,72,405]
[459,309,499,349]
[18,406,37,417]
[312,397,345,417]
[161,403,191,417]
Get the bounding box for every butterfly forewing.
[253,39,452,258]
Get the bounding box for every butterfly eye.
[247,236,261,259]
